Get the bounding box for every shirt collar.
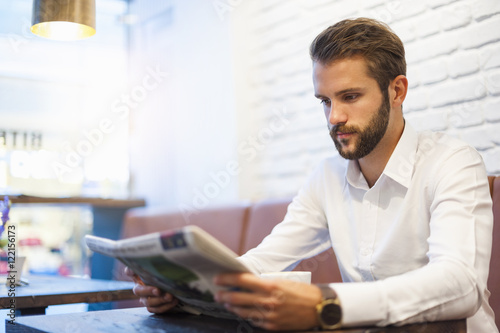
[383,122,417,188]
[346,122,418,190]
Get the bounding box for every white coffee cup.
[260,271,311,284]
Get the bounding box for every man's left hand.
[214,272,322,331]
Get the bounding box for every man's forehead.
[312,57,373,91]
[313,56,369,74]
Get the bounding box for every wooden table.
[0,275,137,315]
[7,195,145,208]
[5,307,467,333]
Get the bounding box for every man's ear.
[390,75,408,108]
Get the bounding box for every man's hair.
[310,18,406,93]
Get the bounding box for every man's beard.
[329,92,390,160]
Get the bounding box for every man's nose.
[328,104,347,126]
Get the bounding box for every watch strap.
[317,284,338,300]
[316,285,342,330]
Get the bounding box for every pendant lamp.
[31,0,96,41]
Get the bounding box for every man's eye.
[344,94,358,101]
[320,99,331,105]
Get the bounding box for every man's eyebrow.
[334,88,365,96]
[314,88,365,99]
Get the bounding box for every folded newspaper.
[85,225,257,319]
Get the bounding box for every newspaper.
[85,225,256,319]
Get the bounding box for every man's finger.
[124,266,134,277]
[133,284,161,297]
[141,294,174,307]
[224,303,269,326]
[214,273,274,293]
[216,289,264,305]
[146,298,179,314]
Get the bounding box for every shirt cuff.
[329,281,387,327]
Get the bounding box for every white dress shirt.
[239,123,497,332]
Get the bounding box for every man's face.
[313,57,390,160]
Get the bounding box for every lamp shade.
[31,0,96,41]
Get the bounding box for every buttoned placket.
[358,183,380,281]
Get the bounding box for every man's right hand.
[124,266,179,314]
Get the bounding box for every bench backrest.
[488,176,500,329]
[115,177,499,326]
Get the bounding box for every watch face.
[321,303,341,325]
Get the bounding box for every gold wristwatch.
[316,285,342,330]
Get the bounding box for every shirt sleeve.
[238,163,333,274]
[333,145,493,327]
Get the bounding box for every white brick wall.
[232,0,500,200]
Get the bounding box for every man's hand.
[124,266,179,314]
[214,272,322,331]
